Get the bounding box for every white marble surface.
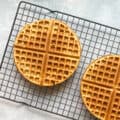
[0,0,120,119]
[0,98,69,120]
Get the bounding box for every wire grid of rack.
[0,1,120,120]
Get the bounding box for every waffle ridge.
[81,54,120,120]
[14,19,81,86]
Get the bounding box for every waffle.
[81,54,120,120]
[13,19,81,86]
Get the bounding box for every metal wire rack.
[0,1,120,120]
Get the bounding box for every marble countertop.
[0,0,120,119]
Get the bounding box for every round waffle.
[13,19,81,86]
[81,54,120,120]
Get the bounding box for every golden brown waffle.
[13,19,81,86]
[81,54,120,120]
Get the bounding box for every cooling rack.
[0,1,120,120]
